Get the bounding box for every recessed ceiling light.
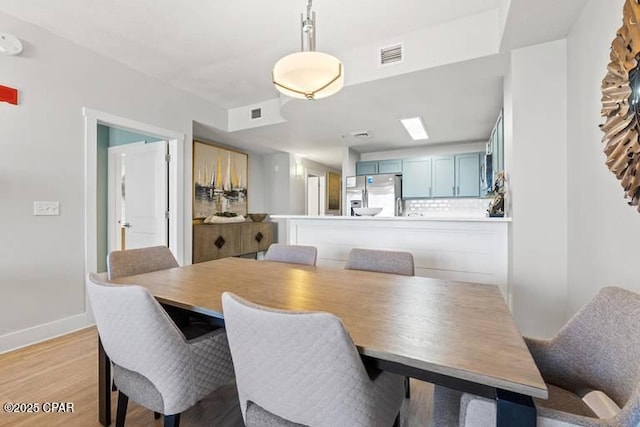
[400,117,429,140]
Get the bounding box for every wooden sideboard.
[192,221,277,263]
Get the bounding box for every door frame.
[83,107,185,279]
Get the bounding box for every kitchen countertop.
[270,215,511,223]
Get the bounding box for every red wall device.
[0,85,18,105]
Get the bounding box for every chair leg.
[154,411,161,419]
[404,376,411,398]
[115,391,129,427]
[112,379,117,392]
[164,413,180,427]
[393,412,401,427]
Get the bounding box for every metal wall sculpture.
[601,0,640,211]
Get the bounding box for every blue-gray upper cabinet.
[377,159,403,174]
[432,156,456,197]
[356,159,402,175]
[456,153,481,197]
[402,159,432,198]
[355,161,378,176]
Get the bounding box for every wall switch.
[34,201,60,216]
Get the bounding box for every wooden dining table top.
[110,257,547,400]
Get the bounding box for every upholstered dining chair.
[107,245,217,338]
[345,247,415,398]
[107,245,179,280]
[222,292,405,427]
[86,273,235,427]
[344,248,415,276]
[432,286,640,427]
[263,243,318,266]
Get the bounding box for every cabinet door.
[192,224,241,263]
[378,159,402,174]
[456,153,481,197]
[241,222,275,253]
[432,156,455,198]
[496,113,504,172]
[356,161,378,175]
[402,159,432,198]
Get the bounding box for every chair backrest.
[222,292,376,426]
[107,245,178,279]
[345,248,414,276]
[86,273,194,414]
[549,286,640,411]
[263,244,317,266]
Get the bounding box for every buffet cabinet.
[192,222,276,263]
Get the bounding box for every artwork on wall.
[193,141,248,218]
[326,171,341,212]
[600,0,640,212]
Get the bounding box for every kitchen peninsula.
[271,215,511,305]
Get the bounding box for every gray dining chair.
[222,292,404,427]
[107,245,179,279]
[432,286,640,427]
[87,273,235,427]
[107,245,218,338]
[345,247,415,398]
[344,248,415,276]
[264,243,318,266]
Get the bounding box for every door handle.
[121,222,132,229]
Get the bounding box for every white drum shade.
[272,51,344,100]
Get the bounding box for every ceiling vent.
[350,131,370,139]
[379,43,404,66]
[250,108,262,120]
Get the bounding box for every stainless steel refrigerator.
[345,174,402,217]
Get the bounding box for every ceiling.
[0,0,588,168]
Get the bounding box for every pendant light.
[272,0,344,100]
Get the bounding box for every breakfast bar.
[271,215,511,304]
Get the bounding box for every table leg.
[98,337,111,426]
[496,389,536,427]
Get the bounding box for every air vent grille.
[380,43,404,66]
[250,108,262,120]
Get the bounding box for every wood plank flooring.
[0,327,434,426]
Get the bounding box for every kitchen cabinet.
[402,153,481,199]
[402,159,432,198]
[355,161,378,175]
[488,110,504,186]
[356,159,402,175]
[377,159,403,174]
[432,156,456,197]
[456,153,481,197]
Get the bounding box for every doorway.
[108,140,169,253]
[84,108,185,277]
[306,169,326,216]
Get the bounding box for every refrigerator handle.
[363,189,368,207]
[396,197,403,217]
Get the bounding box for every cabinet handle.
[457,186,460,195]
[429,187,432,197]
[453,186,456,196]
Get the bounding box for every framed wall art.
[193,141,248,218]
[326,171,341,213]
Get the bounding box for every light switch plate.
[34,201,60,216]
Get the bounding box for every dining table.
[99,256,547,426]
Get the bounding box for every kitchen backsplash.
[404,198,491,217]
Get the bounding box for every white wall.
[566,0,640,313]
[0,12,228,351]
[506,39,568,338]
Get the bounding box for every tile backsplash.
[404,198,491,217]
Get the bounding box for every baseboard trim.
[0,313,94,354]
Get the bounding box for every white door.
[307,176,320,215]
[108,141,168,251]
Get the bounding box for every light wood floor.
[0,327,434,426]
